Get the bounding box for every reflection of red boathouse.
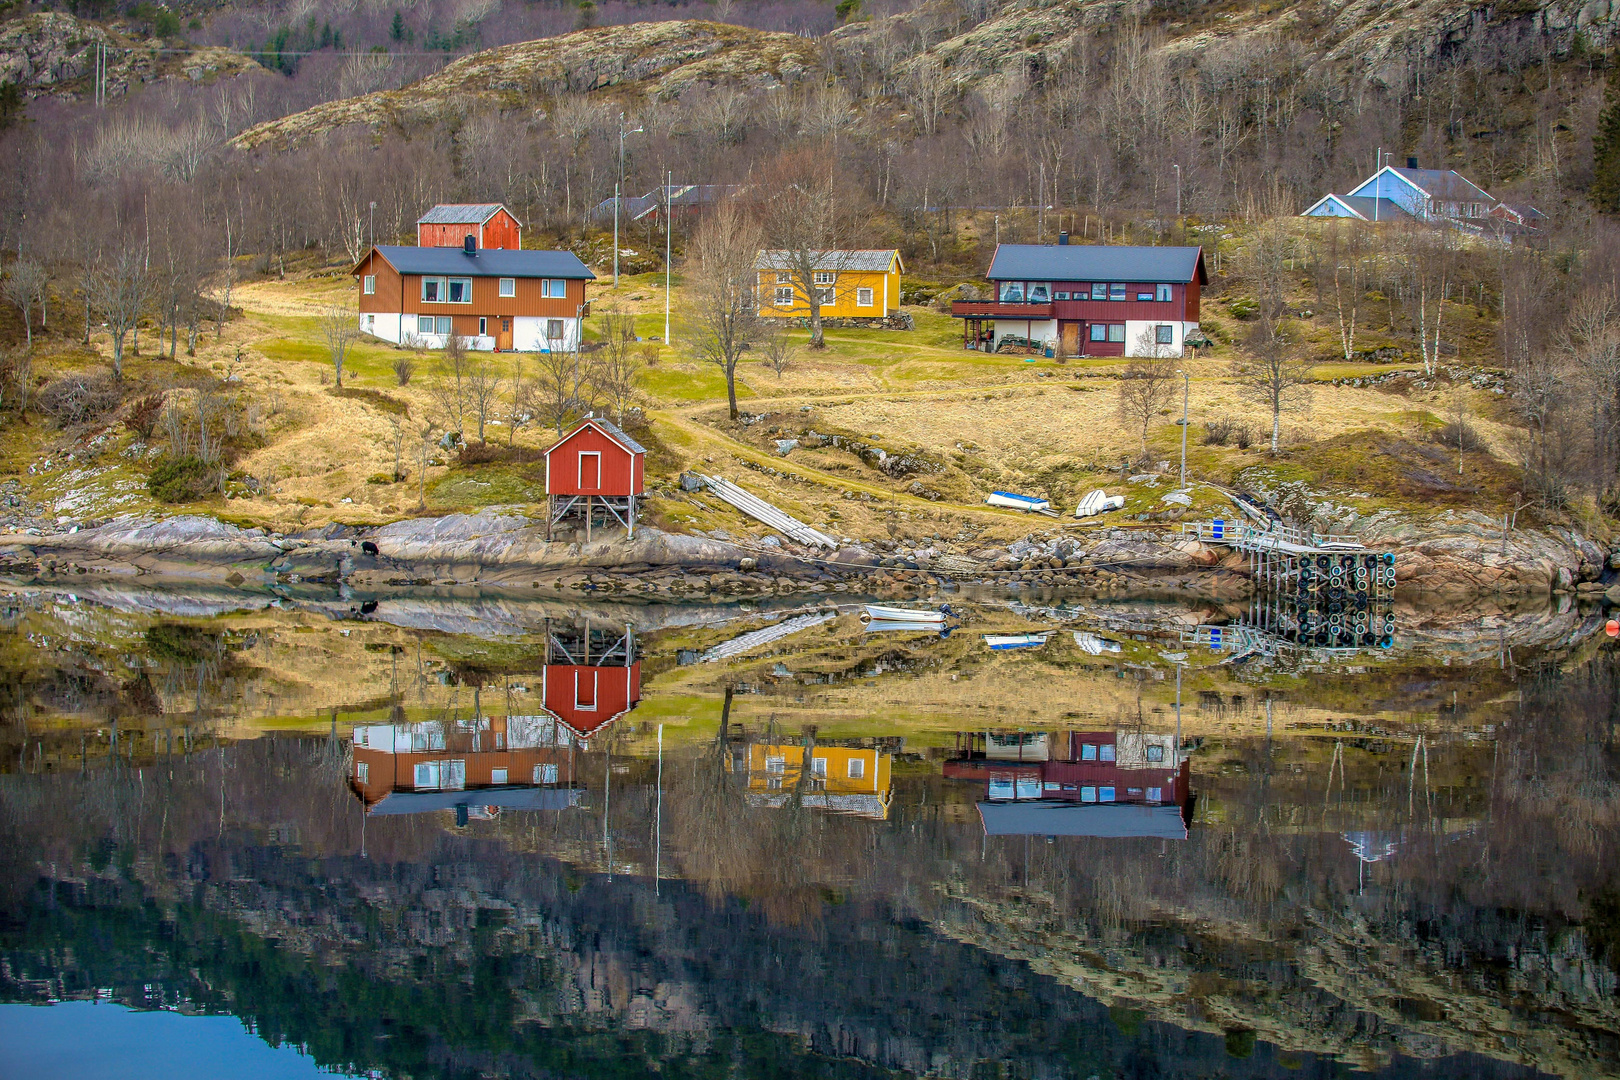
[542,622,641,740]
[945,730,1193,838]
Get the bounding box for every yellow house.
[738,743,893,819]
[755,250,904,320]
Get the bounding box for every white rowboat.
[862,605,950,624]
[985,491,1052,513]
[984,633,1050,651]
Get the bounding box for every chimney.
[1058,231,1069,246]
[1407,156,1418,170]
[463,234,477,255]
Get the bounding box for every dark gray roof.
[371,245,595,280]
[367,786,585,816]
[545,417,647,456]
[417,203,509,225]
[978,799,1188,838]
[755,249,901,273]
[986,244,1204,283]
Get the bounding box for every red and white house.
[543,417,647,539]
[951,241,1207,357]
[417,203,523,250]
[352,242,594,352]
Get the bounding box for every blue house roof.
[987,244,1206,284]
[367,245,596,280]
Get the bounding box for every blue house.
[1302,158,1495,225]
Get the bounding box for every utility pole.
[664,168,672,346]
[614,113,642,289]
[368,201,376,250]
[1177,368,1189,490]
[1173,164,1181,218]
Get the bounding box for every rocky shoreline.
[0,508,1609,599]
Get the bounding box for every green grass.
[428,466,544,509]
[638,363,751,403]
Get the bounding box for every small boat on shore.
[865,619,954,637]
[984,632,1050,651]
[985,491,1054,514]
[861,604,951,624]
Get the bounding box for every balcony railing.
[951,299,1054,318]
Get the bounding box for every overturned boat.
[984,632,1050,651]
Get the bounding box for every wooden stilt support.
[586,495,593,543]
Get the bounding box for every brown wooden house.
[353,243,594,352]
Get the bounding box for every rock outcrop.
[0,12,257,100]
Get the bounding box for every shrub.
[457,440,545,466]
[367,472,394,484]
[38,374,125,425]
[1203,417,1254,449]
[640,343,660,368]
[329,385,409,415]
[125,391,165,439]
[394,356,415,386]
[1433,420,1482,452]
[1227,297,1259,320]
[148,455,218,502]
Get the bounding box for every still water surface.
[0,584,1615,1079]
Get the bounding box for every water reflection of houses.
[351,714,587,818]
[542,621,641,740]
[731,741,896,820]
[348,621,640,818]
[946,730,1193,838]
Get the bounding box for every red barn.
[544,418,646,540]
[416,204,523,250]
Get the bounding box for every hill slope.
[229,20,819,150]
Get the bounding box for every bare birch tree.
[92,244,149,379]
[1116,349,1179,461]
[1399,223,1455,376]
[688,201,763,419]
[320,303,361,388]
[464,352,506,442]
[1321,221,1368,362]
[2,260,46,348]
[594,304,643,423]
[1233,320,1313,454]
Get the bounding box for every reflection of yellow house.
[755,250,903,320]
[738,743,893,819]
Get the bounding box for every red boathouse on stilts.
[543,417,646,541]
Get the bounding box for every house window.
[775,286,794,305]
[364,314,375,332]
[1089,324,1107,343]
[542,279,567,298]
[1147,786,1163,802]
[1055,291,1070,300]
[1107,324,1125,343]
[857,287,874,307]
[1137,291,1154,301]
[1080,786,1098,803]
[1127,787,1144,798]
[1156,283,1173,302]
[1000,281,1026,303]
[1028,282,1050,302]
[1146,744,1166,762]
[1109,283,1126,301]
[813,271,836,285]
[777,272,791,283]
[1099,744,1116,762]
[447,277,472,303]
[534,763,558,784]
[499,277,515,297]
[478,317,488,337]
[1099,786,1116,802]
[1081,743,1098,760]
[546,319,564,341]
[1091,283,1107,300]
[355,762,369,783]
[421,276,447,302]
[436,316,452,336]
[491,767,508,785]
[1155,324,1175,345]
[766,755,786,774]
[814,287,835,304]
[417,315,435,334]
[847,757,866,779]
[811,756,828,777]
[363,275,376,295]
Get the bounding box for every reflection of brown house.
[349,715,582,816]
[946,729,1193,837]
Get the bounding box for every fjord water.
[0,586,1614,1079]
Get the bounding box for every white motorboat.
[861,605,950,624]
[984,633,1050,651]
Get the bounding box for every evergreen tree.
[390,10,406,42]
[1592,60,1620,213]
